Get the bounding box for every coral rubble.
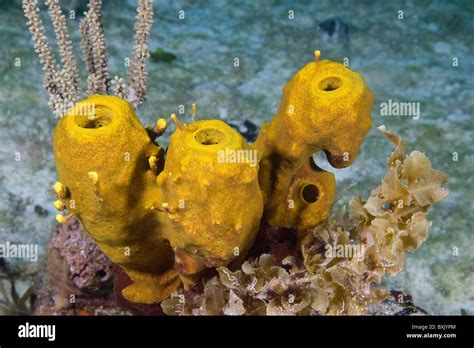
[47,217,113,309]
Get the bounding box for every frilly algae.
[52,58,377,305]
[161,128,449,315]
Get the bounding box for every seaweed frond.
[0,260,36,315]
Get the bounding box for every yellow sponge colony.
[51,57,374,304]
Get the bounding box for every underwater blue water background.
[0,0,473,314]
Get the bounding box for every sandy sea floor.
[0,0,473,314]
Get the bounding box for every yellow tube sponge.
[53,95,179,304]
[157,120,264,285]
[253,59,374,229]
[254,60,374,167]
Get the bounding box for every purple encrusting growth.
[49,217,113,291]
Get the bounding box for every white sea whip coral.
[126,0,154,108]
[23,0,155,117]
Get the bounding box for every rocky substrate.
[29,219,427,316]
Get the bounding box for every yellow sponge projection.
[52,56,374,304]
[157,120,263,286]
[252,59,374,229]
[53,95,178,304]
